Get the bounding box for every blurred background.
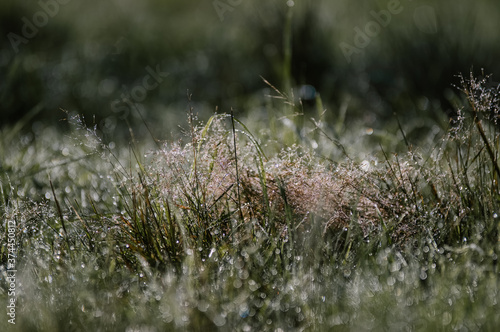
[1,0,500,144]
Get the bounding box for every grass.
[1,73,500,331]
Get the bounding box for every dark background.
[1,0,499,141]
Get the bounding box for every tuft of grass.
[1,73,500,331]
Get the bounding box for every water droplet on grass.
[213,315,226,327]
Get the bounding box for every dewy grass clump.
[112,112,394,272]
[117,71,500,269]
[1,73,500,331]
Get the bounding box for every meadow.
[1,1,500,331]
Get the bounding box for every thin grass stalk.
[140,174,168,265]
[49,178,72,255]
[231,109,244,222]
[463,76,500,185]
[69,202,94,252]
[282,4,293,96]
[277,177,294,271]
[187,92,204,224]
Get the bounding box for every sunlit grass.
[1,74,500,331]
